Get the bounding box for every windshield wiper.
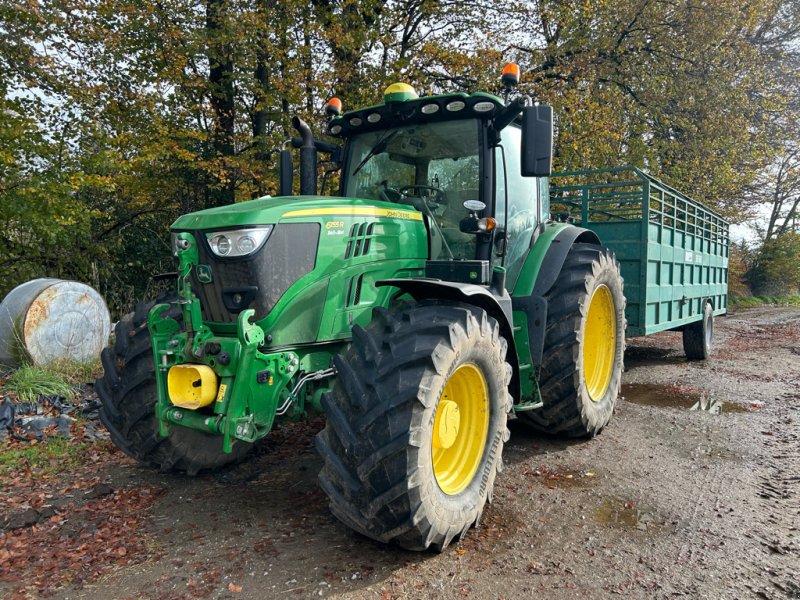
[351,130,400,176]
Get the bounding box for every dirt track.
[6,306,800,599]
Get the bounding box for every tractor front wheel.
[519,243,626,437]
[316,302,512,551]
[95,298,251,475]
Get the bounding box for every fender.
[376,278,520,404]
[512,226,602,370]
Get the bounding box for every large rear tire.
[95,298,251,475]
[316,302,512,551]
[519,243,625,437]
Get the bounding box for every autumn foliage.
[0,0,798,314]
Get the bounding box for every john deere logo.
[196,264,213,283]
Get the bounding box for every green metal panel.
[152,196,430,447]
[512,221,572,297]
[550,167,729,337]
[172,195,428,341]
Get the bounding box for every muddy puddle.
[593,498,659,530]
[526,467,597,488]
[621,383,751,414]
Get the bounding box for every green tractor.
[96,71,632,551]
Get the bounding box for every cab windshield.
[343,119,481,259]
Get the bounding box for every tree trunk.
[206,0,236,207]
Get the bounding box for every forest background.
[1,0,799,316]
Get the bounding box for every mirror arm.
[492,97,527,132]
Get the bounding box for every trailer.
[551,166,729,358]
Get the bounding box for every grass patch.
[0,437,88,476]
[0,358,101,402]
[730,295,800,307]
[1,364,76,403]
[46,357,103,386]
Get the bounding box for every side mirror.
[521,105,553,177]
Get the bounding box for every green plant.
[1,364,76,403]
[45,358,103,387]
[729,295,800,307]
[0,437,88,476]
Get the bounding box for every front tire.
[95,298,251,475]
[519,243,626,437]
[315,302,512,551]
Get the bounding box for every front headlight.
[206,226,273,258]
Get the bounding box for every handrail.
[550,167,730,244]
[551,165,729,223]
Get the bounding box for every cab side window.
[495,126,538,287]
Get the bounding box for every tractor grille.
[189,223,320,323]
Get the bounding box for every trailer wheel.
[316,302,512,551]
[683,301,713,360]
[519,243,625,437]
[95,297,251,475]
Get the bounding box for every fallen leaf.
[228,582,243,593]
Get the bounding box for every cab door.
[494,125,541,289]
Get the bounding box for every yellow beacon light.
[384,83,419,103]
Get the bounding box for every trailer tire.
[316,301,512,551]
[96,297,251,475]
[519,243,625,437]
[683,301,713,360]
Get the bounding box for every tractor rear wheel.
[683,301,713,360]
[95,297,251,474]
[519,243,625,437]
[316,302,512,551]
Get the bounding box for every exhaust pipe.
[279,148,293,196]
[292,116,317,195]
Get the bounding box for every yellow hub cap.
[433,400,461,449]
[583,284,616,401]
[432,364,490,495]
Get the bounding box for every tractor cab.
[343,115,482,261]
[325,80,554,289]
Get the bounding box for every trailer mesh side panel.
[550,167,729,337]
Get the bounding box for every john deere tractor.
[97,69,628,551]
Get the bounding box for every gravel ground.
[6,306,799,600]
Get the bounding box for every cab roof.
[327,86,506,138]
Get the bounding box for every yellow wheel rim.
[583,285,616,401]
[432,364,490,495]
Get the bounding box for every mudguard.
[513,226,601,370]
[376,278,520,404]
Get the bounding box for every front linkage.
[148,232,326,453]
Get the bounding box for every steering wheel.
[379,186,402,203]
[377,180,404,203]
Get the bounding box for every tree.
[2,0,799,313]
[506,0,794,217]
[748,232,800,296]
